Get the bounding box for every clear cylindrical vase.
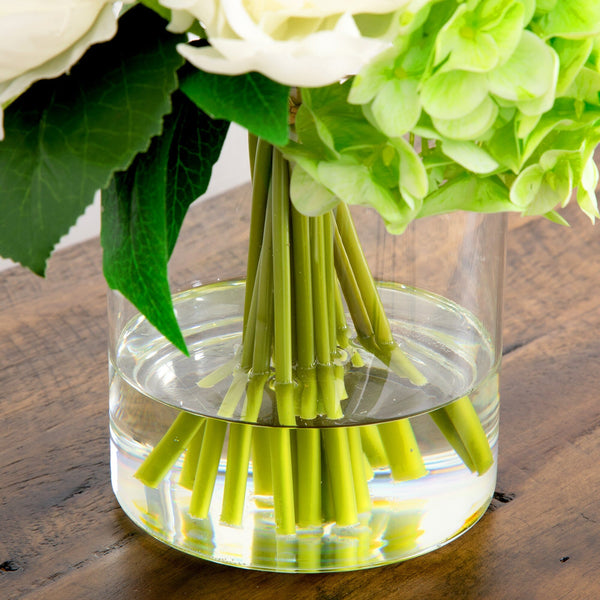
[108,145,506,572]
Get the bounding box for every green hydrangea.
[286,0,600,232]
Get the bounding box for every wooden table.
[1,192,600,600]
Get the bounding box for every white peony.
[0,1,119,139]
[160,0,413,87]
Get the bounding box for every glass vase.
[108,142,506,573]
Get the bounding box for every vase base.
[110,434,496,572]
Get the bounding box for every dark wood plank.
[1,191,599,600]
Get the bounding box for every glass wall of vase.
[108,151,506,572]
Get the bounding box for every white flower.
[160,0,413,87]
[0,1,119,139]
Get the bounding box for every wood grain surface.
[1,189,599,600]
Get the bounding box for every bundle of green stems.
[135,138,493,535]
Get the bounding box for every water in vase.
[109,281,499,572]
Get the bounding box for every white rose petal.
[179,13,389,86]
[159,0,411,86]
[0,1,118,139]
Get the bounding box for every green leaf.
[510,160,573,214]
[421,70,489,120]
[553,38,594,96]
[435,1,525,74]
[371,78,421,138]
[516,113,542,138]
[317,160,414,232]
[543,210,570,226]
[0,6,184,274]
[290,163,339,216]
[418,175,516,219]
[303,82,386,152]
[488,31,558,103]
[102,153,186,355]
[441,139,501,173]
[349,46,398,105]
[565,67,600,104]
[163,89,230,255]
[576,154,600,221]
[485,2,526,64]
[180,69,289,146]
[433,96,499,140]
[521,99,600,164]
[295,104,339,161]
[391,137,429,199]
[102,90,229,354]
[486,118,521,172]
[534,0,600,39]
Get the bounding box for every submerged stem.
[135,411,204,488]
[322,428,358,527]
[179,421,206,490]
[270,428,296,535]
[433,396,493,475]
[296,428,321,528]
[189,419,228,519]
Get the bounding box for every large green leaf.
[180,68,289,146]
[102,91,229,354]
[0,6,185,274]
[103,153,184,352]
[163,89,230,254]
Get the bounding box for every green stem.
[360,425,388,469]
[189,419,228,518]
[334,362,348,402]
[429,407,477,473]
[271,149,295,426]
[333,220,375,343]
[197,352,240,389]
[356,515,374,565]
[179,421,206,490]
[333,278,350,349]
[217,370,247,418]
[220,205,274,523]
[334,279,364,369]
[347,427,372,514]
[323,212,337,365]
[297,535,322,571]
[134,412,205,488]
[312,215,342,419]
[335,204,426,386]
[221,423,254,525]
[434,396,493,475]
[336,203,392,345]
[249,204,273,377]
[291,205,318,420]
[270,428,296,535]
[325,213,348,406]
[378,419,427,481]
[252,426,273,497]
[321,449,335,524]
[296,428,322,528]
[322,428,358,527]
[248,132,258,177]
[243,139,272,334]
